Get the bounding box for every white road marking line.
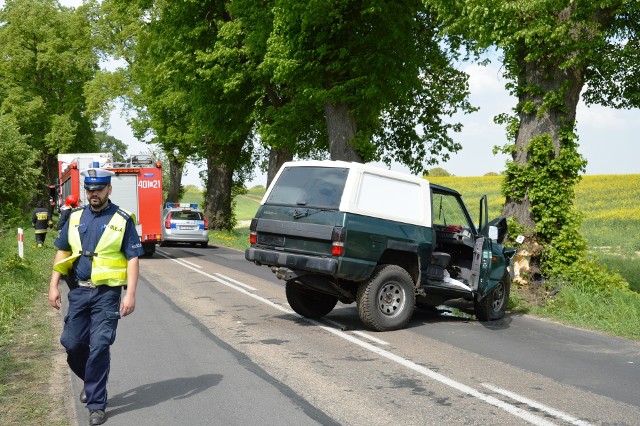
[211,272,256,291]
[322,319,390,345]
[213,273,257,291]
[350,331,390,345]
[179,259,203,269]
[157,254,569,426]
[482,383,593,426]
[156,252,256,290]
[155,250,203,268]
[314,324,558,426]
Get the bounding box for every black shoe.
[80,389,87,404]
[89,409,106,425]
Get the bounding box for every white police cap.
[81,166,115,190]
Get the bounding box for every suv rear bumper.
[245,247,338,275]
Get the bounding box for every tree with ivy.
[431,0,640,270]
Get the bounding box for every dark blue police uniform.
[54,202,144,412]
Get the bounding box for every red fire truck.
[57,153,163,256]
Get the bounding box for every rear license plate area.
[257,234,285,246]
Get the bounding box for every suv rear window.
[266,166,348,209]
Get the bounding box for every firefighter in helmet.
[32,200,53,247]
[57,195,80,231]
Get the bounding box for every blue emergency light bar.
[165,202,198,209]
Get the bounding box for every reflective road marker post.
[18,228,24,258]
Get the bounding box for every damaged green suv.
[245,160,515,331]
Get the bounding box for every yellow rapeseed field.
[428,174,640,251]
[576,175,640,220]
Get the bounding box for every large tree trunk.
[204,152,233,230]
[165,155,184,203]
[203,138,245,231]
[266,147,293,188]
[45,152,59,211]
[502,58,585,228]
[324,102,363,163]
[45,153,58,187]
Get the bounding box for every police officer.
[32,200,53,247]
[48,166,144,426]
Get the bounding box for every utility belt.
[68,279,126,291]
[77,280,97,289]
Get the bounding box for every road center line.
[156,252,256,290]
[322,318,389,345]
[214,273,257,291]
[155,253,564,426]
[350,330,390,345]
[179,259,203,269]
[481,383,593,426]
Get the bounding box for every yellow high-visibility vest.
[53,208,134,286]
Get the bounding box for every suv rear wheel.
[357,265,415,332]
[285,281,338,319]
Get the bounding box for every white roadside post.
[18,228,24,258]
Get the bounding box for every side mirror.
[488,217,508,244]
[488,225,498,242]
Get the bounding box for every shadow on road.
[106,373,223,418]
[274,301,519,333]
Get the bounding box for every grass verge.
[530,286,640,339]
[0,226,67,425]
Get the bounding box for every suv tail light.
[331,226,345,256]
[249,218,258,245]
[203,216,209,230]
[164,212,172,229]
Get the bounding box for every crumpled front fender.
[478,246,516,300]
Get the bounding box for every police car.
[160,203,209,247]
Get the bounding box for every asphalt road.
[66,244,640,425]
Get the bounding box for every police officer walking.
[48,166,145,426]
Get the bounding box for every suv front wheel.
[357,265,416,332]
[475,273,511,321]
